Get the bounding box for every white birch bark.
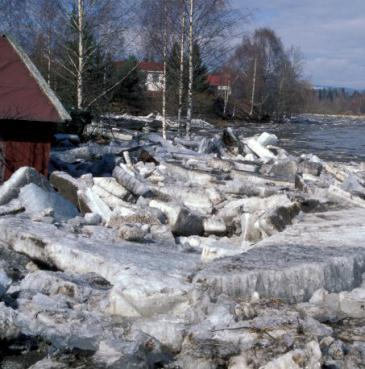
[177,8,186,136]
[250,56,257,117]
[77,0,84,110]
[223,86,229,116]
[47,54,51,86]
[46,32,52,86]
[162,0,168,140]
[186,0,194,138]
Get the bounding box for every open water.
[236,115,365,162]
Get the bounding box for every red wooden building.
[0,34,70,183]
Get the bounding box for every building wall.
[145,71,164,92]
[0,120,54,182]
[217,85,232,94]
[3,141,51,181]
[0,141,4,183]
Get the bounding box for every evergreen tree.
[166,42,182,112]
[167,42,181,88]
[112,56,145,111]
[192,42,209,93]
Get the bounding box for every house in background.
[114,60,164,93]
[208,71,242,116]
[138,61,164,92]
[207,73,232,97]
[0,34,70,182]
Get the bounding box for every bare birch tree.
[230,28,310,120]
[138,0,239,124]
[76,0,85,109]
[250,56,257,117]
[21,0,65,90]
[31,0,64,85]
[177,3,186,135]
[54,0,134,110]
[186,0,194,138]
[162,0,168,139]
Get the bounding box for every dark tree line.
[307,88,365,115]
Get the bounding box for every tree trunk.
[162,0,168,140]
[250,56,257,117]
[186,0,194,138]
[223,86,230,117]
[177,9,186,136]
[276,63,287,121]
[46,33,52,86]
[77,0,84,110]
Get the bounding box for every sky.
[232,0,365,89]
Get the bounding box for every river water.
[235,114,365,163]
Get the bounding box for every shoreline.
[302,112,365,119]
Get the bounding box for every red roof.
[0,35,70,123]
[138,61,164,72]
[114,60,164,73]
[208,74,231,87]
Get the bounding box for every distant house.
[207,74,232,96]
[138,62,164,92]
[0,34,70,182]
[208,72,241,116]
[114,60,164,93]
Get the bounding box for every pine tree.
[112,57,145,111]
[192,42,209,93]
[167,43,181,88]
[166,42,182,113]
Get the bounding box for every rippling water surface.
[234,115,365,162]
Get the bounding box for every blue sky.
[232,0,365,89]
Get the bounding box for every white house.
[138,61,164,92]
[114,60,164,93]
